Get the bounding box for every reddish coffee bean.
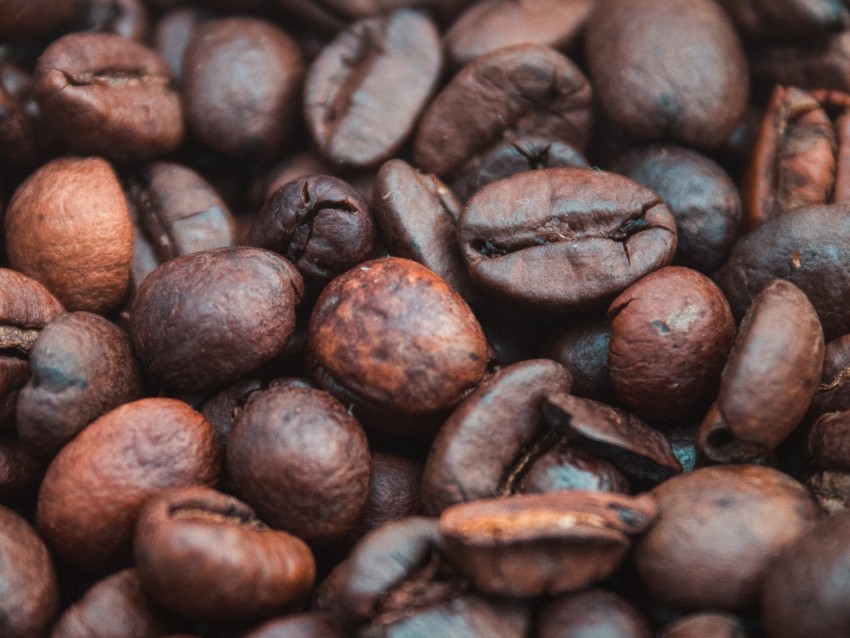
[227,386,371,543]
[414,45,593,178]
[305,9,442,169]
[761,512,850,638]
[34,34,183,161]
[134,487,316,623]
[36,398,220,572]
[458,168,677,312]
[538,589,651,638]
[182,18,305,160]
[608,266,735,426]
[5,157,132,314]
[633,465,821,611]
[51,569,174,638]
[309,257,487,418]
[0,505,59,638]
[444,0,596,68]
[440,491,657,597]
[699,280,824,462]
[17,311,143,458]
[129,247,304,392]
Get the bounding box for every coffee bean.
[0,435,45,503]
[134,486,315,623]
[458,168,677,312]
[716,0,849,41]
[244,613,346,638]
[182,17,304,160]
[0,63,54,167]
[305,9,442,169]
[538,589,651,638]
[660,612,747,638]
[586,0,748,147]
[414,45,593,178]
[0,0,75,41]
[752,30,850,94]
[542,314,615,402]
[34,33,183,161]
[810,333,850,418]
[6,157,132,313]
[152,8,207,83]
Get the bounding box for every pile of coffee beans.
[2,0,850,636]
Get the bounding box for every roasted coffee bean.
[806,409,850,512]
[444,0,596,68]
[423,359,575,514]
[632,465,821,611]
[182,17,304,160]
[810,333,850,417]
[51,569,174,638]
[761,511,850,638]
[0,434,45,503]
[125,161,236,289]
[261,153,335,205]
[585,0,748,147]
[305,9,442,169]
[458,168,677,312]
[244,613,346,638]
[452,136,589,202]
[718,203,850,341]
[698,280,823,462]
[609,146,742,273]
[69,0,150,41]
[152,8,208,83]
[744,87,850,229]
[522,443,629,495]
[538,589,651,638]
[134,487,315,623]
[5,157,132,314]
[309,257,487,418]
[414,45,592,178]
[0,63,53,167]
[247,175,375,296]
[17,311,143,458]
[34,33,183,161]
[542,314,615,402]
[0,505,58,638]
[716,0,849,41]
[227,386,371,543]
[0,268,63,431]
[751,30,850,94]
[660,612,747,638]
[542,392,682,486]
[0,0,75,41]
[440,491,657,597]
[608,267,735,426]
[130,247,304,392]
[36,398,220,572]
[373,159,481,305]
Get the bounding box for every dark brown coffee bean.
[51,568,174,638]
[609,146,742,273]
[444,0,596,68]
[585,0,748,147]
[244,613,346,638]
[452,136,589,202]
[608,267,735,426]
[522,443,629,495]
[0,434,45,503]
[68,0,150,41]
[0,505,58,638]
[716,0,849,41]
[744,87,850,230]
[542,392,682,486]
[17,311,143,458]
[423,359,574,514]
[247,175,375,296]
[227,386,371,543]
[0,0,75,41]
[810,333,850,417]
[718,203,850,341]
[36,398,220,572]
[542,314,615,402]
[6,157,132,314]
[153,8,208,83]
[440,491,657,597]
[373,159,482,305]
[808,409,850,472]
[698,280,823,462]
[660,612,747,638]
[182,18,305,160]
[0,268,63,431]
[134,487,315,623]
[261,153,335,205]
[458,168,677,312]
[309,257,487,417]
[414,45,592,178]
[0,63,54,167]
[305,9,441,169]
[751,30,850,94]
[349,452,423,541]
[125,161,236,289]
[632,465,821,611]
[761,511,850,638]
[129,247,304,392]
[34,33,183,161]
[538,589,651,638]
